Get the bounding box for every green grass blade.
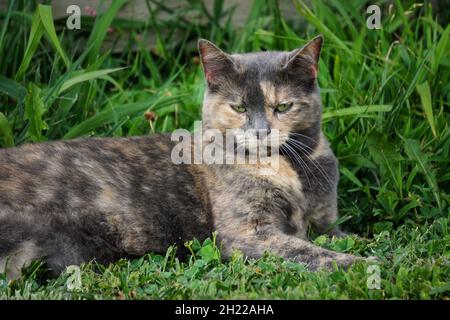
[86,0,128,65]
[14,9,44,81]
[0,112,14,147]
[37,4,70,67]
[24,83,47,142]
[404,139,440,208]
[340,166,363,188]
[0,0,15,57]
[322,105,392,120]
[416,81,436,137]
[0,75,27,103]
[433,24,450,73]
[294,0,352,56]
[57,68,126,95]
[63,95,181,139]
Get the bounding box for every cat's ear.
[198,39,235,85]
[285,35,323,78]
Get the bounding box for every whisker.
[282,143,313,190]
[281,144,312,189]
[286,140,330,188]
[289,132,320,146]
[287,138,333,188]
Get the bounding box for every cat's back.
[0,135,213,256]
[0,134,176,200]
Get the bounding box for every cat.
[0,35,364,280]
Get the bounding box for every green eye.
[231,105,246,113]
[275,102,293,113]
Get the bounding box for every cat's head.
[198,36,323,151]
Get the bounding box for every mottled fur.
[0,136,213,278]
[0,36,361,279]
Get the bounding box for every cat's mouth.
[233,130,284,157]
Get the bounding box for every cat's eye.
[230,105,246,113]
[275,102,294,113]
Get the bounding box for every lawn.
[0,0,449,299]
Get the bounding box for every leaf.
[294,0,352,56]
[86,0,128,65]
[333,53,341,85]
[404,139,440,208]
[198,244,220,262]
[38,4,70,67]
[63,95,182,139]
[0,112,14,147]
[57,68,125,94]
[313,235,328,246]
[367,133,403,165]
[340,166,363,188]
[331,237,355,253]
[15,8,44,80]
[15,4,70,80]
[322,105,392,121]
[24,83,47,142]
[396,266,409,290]
[373,221,393,234]
[416,81,436,137]
[433,24,450,73]
[63,70,183,139]
[367,132,403,189]
[397,200,420,220]
[0,0,14,55]
[430,283,450,295]
[0,75,27,104]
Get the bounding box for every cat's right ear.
[198,39,234,86]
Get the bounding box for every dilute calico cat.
[0,35,364,280]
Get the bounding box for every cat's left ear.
[285,35,323,78]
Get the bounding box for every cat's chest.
[238,157,307,236]
[244,157,304,201]
[262,158,308,237]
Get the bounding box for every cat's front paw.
[309,252,362,271]
[329,228,348,238]
[366,255,381,264]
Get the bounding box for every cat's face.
[199,36,323,151]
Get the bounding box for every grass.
[0,0,449,299]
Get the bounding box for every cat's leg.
[219,226,360,271]
[0,221,86,278]
[309,197,347,237]
[0,223,43,280]
[37,232,88,276]
[0,241,42,280]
